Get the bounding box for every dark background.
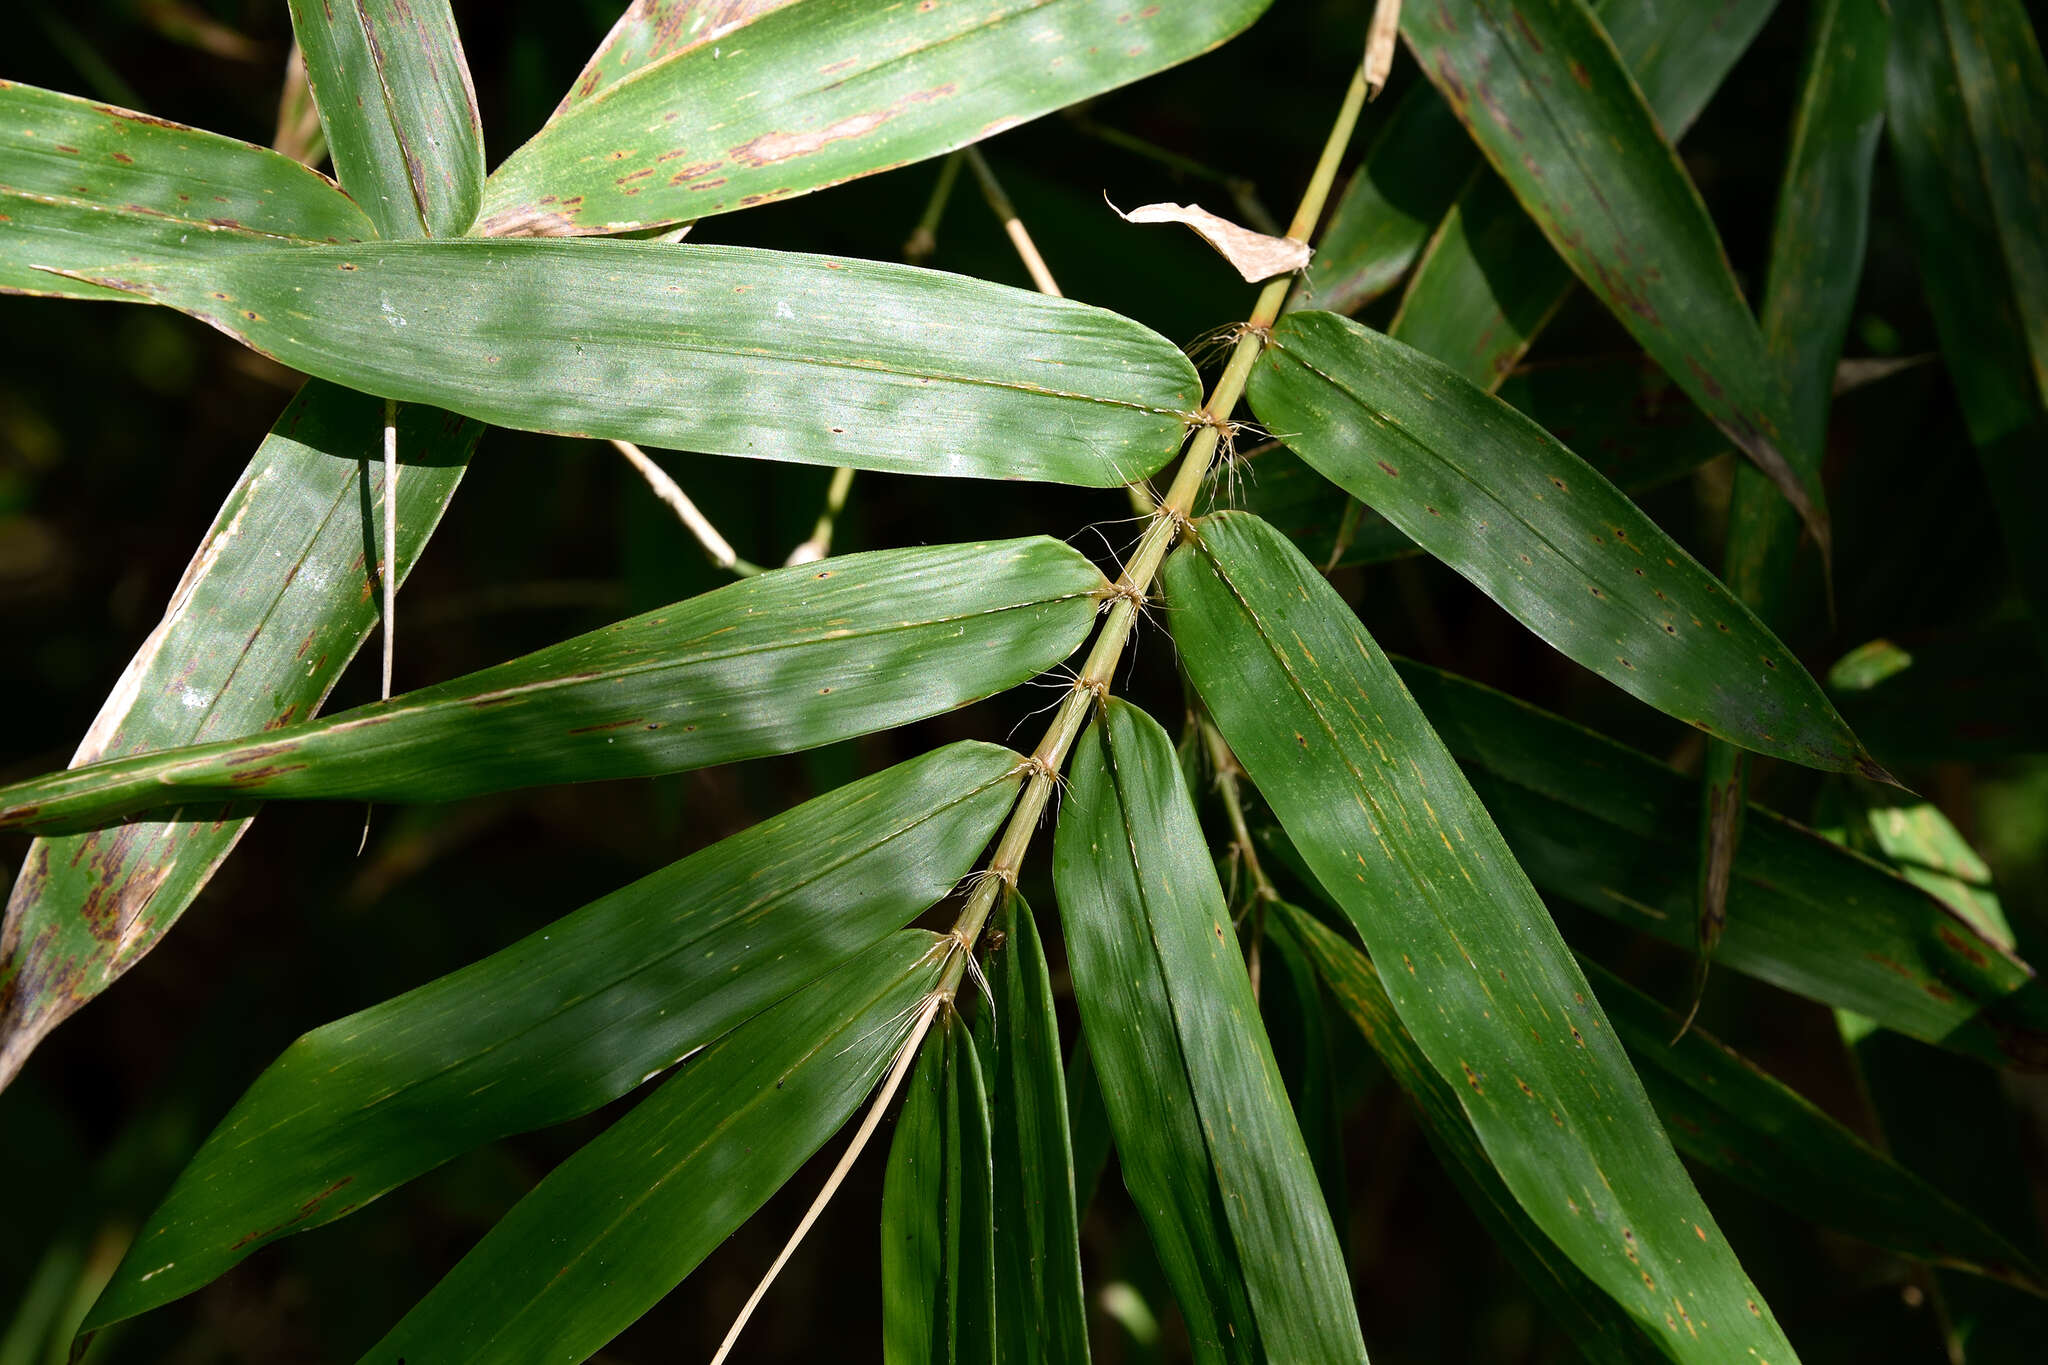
[4,2,2047,1361]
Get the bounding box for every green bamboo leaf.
[1393,1,1831,561]
[1055,700,1365,1364]
[1581,956,2048,1295]
[552,2,794,116]
[1838,789,2011,947]
[84,743,1017,1329]
[1246,312,1877,777]
[0,384,473,1090]
[0,538,1102,832]
[1278,908,1669,1365]
[0,80,373,299]
[1887,0,2048,662]
[1394,657,2048,1066]
[351,931,946,1365]
[1387,0,1779,390]
[1162,510,1796,1363]
[62,240,1199,487]
[1829,626,2048,764]
[972,896,1091,1365]
[883,1010,996,1365]
[1063,1039,1112,1227]
[286,0,483,238]
[1296,84,1475,315]
[1244,354,1727,571]
[476,0,1274,237]
[1256,911,1347,1248]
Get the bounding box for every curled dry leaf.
[1110,198,1311,282]
[1365,0,1401,97]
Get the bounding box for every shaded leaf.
[883,1010,996,1365]
[1394,657,2048,1066]
[286,0,483,238]
[353,931,947,1365]
[67,240,1200,487]
[478,0,1275,236]
[85,744,1017,1327]
[973,897,1091,1365]
[1055,700,1363,1363]
[1279,907,1669,1365]
[0,80,372,300]
[1163,510,1796,1363]
[1886,0,2048,661]
[0,538,1102,831]
[0,384,474,1089]
[1246,312,1877,776]
[1581,956,2048,1296]
[1829,626,2048,764]
[1393,0,1816,566]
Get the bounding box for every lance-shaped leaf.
[1887,0,2048,663]
[1394,0,1828,560]
[972,896,1090,1365]
[1278,908,1668,1365]
[345,931,946,1365]
[1393,657,2048,1067]
[286,0,483,238]
[1246,312,1877,777]
[883,1010,996,1365]
[1244,354,1727,571]
[0,80,372,299]
[0,538,1102,832]
[84,743,1017,1327]
[0,384,474,1090]
[1163,511,1797,1363]
[1387,0,1778,389]
[477,0,1275,237]
[1297,83,1476,316]
[67,240,1200,488]
[1055,700,1365,1364]
[1580,956,2048,1295]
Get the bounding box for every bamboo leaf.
[1581,956,2048,1296]
[1886,0,2048,662]
[477,0,1275,237]
[1246,312,1878,777]
[1244,354,1727,571]
[0,384,474,1090]
[1393,0,1828,559]
[1394,657,2048,1066]
[1386,0,1778,390]
[350,931,947,1365]
[1055,700,1365,1364]
[1278,908,1669,1365]
[973,896,1091,1365]
[62,239,1200,487]
[883,1010,997,1365]
[286,0,484,238]
[0,538,1102,832]
[1162,510,1797,1363]
[83,743,1016,1328]
[1829,626,2048,764]
[0,80,372,299]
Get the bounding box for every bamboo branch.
[904,150,964,265]
[609,439,762,577]
[784,465,857,566]
[964,147,1062,297]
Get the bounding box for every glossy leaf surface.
[0,385,474,1089]
[286,0,483,238]
[975,897,1090,1365]
[478,0,1274,236]
[1056,701,1362,1363]
[87,744,1016,1326]
[0,538,1101,831]
[1280,908,1667,1365]
[882,1011,996,1365]
[1247,312,1875,776]
[355,932,946,1364]
[0,80,371,299]
[1583,958,2048,1294]
[1164,511,1795,1363]
[71,240,1200,487]
[1395,658,2048,1067]
[1387,0,1777,389]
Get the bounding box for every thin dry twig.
[966,146,1062,297]
[1366,0,1402,98]
[609,438,762,576]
